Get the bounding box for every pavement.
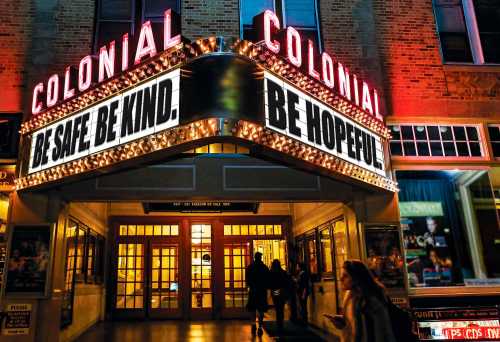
[75,319,333,342]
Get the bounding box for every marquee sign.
[264,72,385,177]
[17,9,397,192]
[29,69,179,174]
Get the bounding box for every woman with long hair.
[330,260,396,342]
[268,259,292,331]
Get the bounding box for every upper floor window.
[488,125,500,158]
[240,0,322,51]
[473,0,500,63]
[0,114,21,160]
[94,0,180,52]
[389,124,483,158]
[433,0,500,64]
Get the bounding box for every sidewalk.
[75,319,332,342]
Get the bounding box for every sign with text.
[2,304,32,335]
[5,225,54,297]
[264,71,386,177]
[28,69,180,174]
[414,307,500,340]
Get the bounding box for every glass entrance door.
[148,243,180,318]
[222,242,251,317]
[113,223,181,319]
[190,224,213,317]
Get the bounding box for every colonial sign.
[2,304,32,336]
[18,9,397,192]
[28,69,179,174]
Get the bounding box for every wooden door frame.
[107,215,291,320]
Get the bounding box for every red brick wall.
[182,0,239,40]
[2,0,498,120]
[372,0,500,119]
[0,0,33,113]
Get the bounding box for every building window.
[61,219,106,328]
[473,0,500,64]
[319,227,333,275]
[94,0,180,51]
[240,0,322,51]
[433,0,500,64]
[488,125,500,158]
[223,224,282,236]
[389,124,482,158]
[0,114,21,160]
[433,0,473,63]
[119,224,179,236]
[397,170,500,288]
[184,143,250,155]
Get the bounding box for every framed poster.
[3,224,55,298]
[364,225,405,288]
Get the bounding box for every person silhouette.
[245,252,269,336]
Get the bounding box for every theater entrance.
[109,216,288,320]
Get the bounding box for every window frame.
[432,0,499,65]
[93,0,181,53]
[318,224,335,279]
[389,123,486,161]
[0,114,21,160]
[487,124,500,159]
[239,0,323,52]
[61,217,106,329]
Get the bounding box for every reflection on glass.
[151,244,178,309]
[116,243,144,309]
[253,239,287,270]
[191,225,212,309]
[320,229,333,273]
[224,243,251,308]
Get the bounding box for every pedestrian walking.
[295,262,311,325]
[327,260,396,342]
[268,259,291,331]
[245,252,269,336]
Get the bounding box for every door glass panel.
[151,244,179,309]
[116,243,144,309]
[253,239,287,270]
[224,243,251,308]
[333,220,347,305]
[191,224,212,309]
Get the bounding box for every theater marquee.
[17,9,397,192]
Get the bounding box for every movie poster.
[400,202,455,287]
[365,227,405,288]
[5,225,53,297]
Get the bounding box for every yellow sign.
[0,165,15,192]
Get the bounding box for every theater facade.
[0,1,499,341]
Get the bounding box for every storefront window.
[364,226,405,289]
[306,235,318,276]
[397,170,500,288]
[61,219,106,328]
[319,227,333,274]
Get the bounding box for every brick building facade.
[0,0,498,341]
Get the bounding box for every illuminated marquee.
[264,71,385,177]
[18,9,397,192]
[29,69,179,174]
[254,10,383,121]
[31,9,180,116]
